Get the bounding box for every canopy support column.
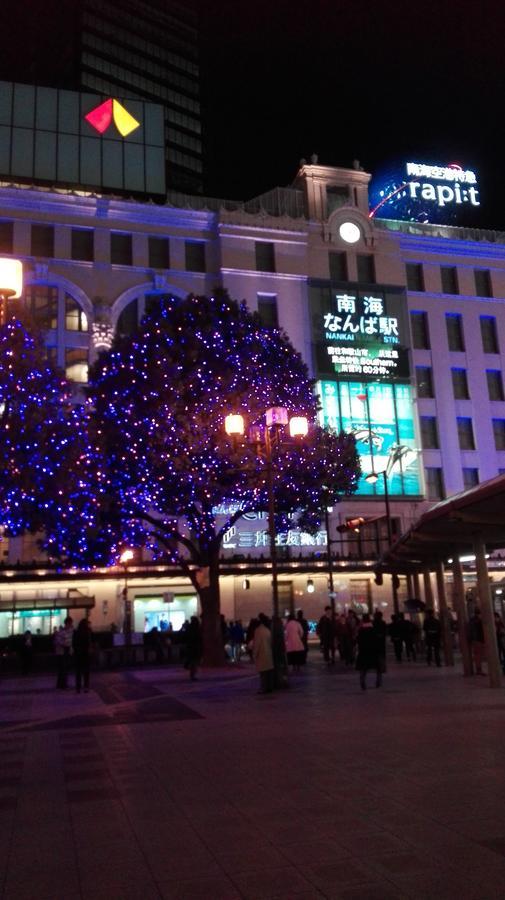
[423,567,434,610]
[413,570,421,602]
[452,556,472,676]
[406,573,414,598]
[435,561,454,666]
[474,537,501,688]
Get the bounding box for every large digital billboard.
[317,380,421,496]
[311,285,410,380]
[0,81,165,196]
[310,282,422,498]
[369,160,480,226]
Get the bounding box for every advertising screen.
[311,285,410,380]
[317,380,422,497]
[369,160,480,225]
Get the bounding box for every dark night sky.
[198,0,505,229]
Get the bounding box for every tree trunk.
[199,551,226,666]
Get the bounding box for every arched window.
[116,292,171,337]
[24,284,90,384]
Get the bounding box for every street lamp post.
[0,258,23,325]
[365,469,398,614]
[224,407,308,621]
[324,505,337,620]
[119,549,134,654]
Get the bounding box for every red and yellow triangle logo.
[85,99,140,137]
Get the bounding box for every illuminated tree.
[0,316,93,557]
[87,292,360,663]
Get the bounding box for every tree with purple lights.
[0,316,93,559]
[87,292,360,664]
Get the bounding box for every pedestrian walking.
[20,630,33,675]
[403,616,417,661]
[423,609,441,667]
[494,612,505,672]
[356,614,381,689]
[373,609,387,677]
[389,613,404,662]
[55,616,74,689]
[284,613,305,673]
[316,606,336,666]
[346,610,360,664]
[467,608,485,675]
[184,616,202,680]
[251,613,274,694]
[296,609,309,663]
[73,618,92,693]
[230,620,245,663]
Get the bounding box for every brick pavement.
[1,657,505,899]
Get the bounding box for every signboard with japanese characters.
[311,287,410,380]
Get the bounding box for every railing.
[374,217,505,245]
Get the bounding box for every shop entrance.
[134,593,198,634]
[0,608,65,637]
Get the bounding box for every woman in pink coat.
[284,613,305,673]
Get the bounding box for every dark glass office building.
[0,0,202,193]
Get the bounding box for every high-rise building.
[0,0,203,193]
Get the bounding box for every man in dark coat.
[373,610,387,677]
[468,608,485,675]
[389,613,404,662]
[356,614,381,689]
[184,616,202,680]
[316,606,336,666]
[423,609,442,667]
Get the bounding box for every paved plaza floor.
[1,656,505,900]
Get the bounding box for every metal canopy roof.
[380,474,505,571]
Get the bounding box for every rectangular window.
[493,419,505,450]
[25,284,58,329]
[326,185,348,214]
[65,294,88,332]
[65,347,88,384]
[457,417,475,450]
[410,311,430,350]
[185,240,206,272]
[31,224,54,258]
[255,241,276,273]
[257,294,278,329]
[420,416,439,449]
[416,366,434,398]
[440,266,459,294]
[71,228,94,262]
[111,232,132,265]
[406,263,424,292]
[425,467,445,500]
[0,220,14,253]
[487,370,505,401]
[451,368,469,400]
[329,251,348,282]
[462,468,479,490]
[446,314,465,352]
[474,268,492,297]
[148,236,170,269]
[480,316,499,354]
[356,253,375,283]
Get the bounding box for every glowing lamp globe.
[289,416,308,438]
[266,407,288,427]
[225,414,245,436]
[120,549,134,564]
[0,258,23,299]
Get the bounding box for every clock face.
[339,221,361,244]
